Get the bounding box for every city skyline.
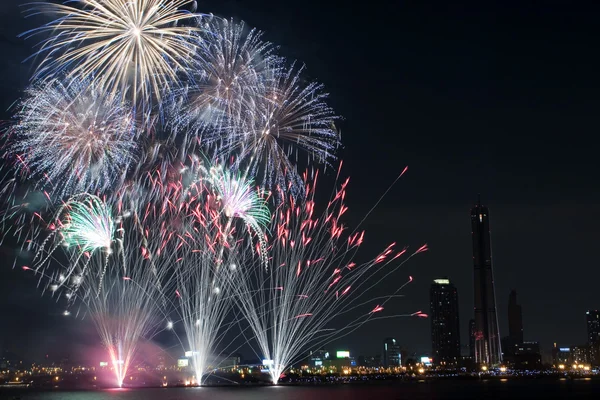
[1,0,600,361]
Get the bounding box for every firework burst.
[32,194,115,295]
[220,63,340,197]
[24,0,200,105]
[6,78,137,200]
[171,17,276,139]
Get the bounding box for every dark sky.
[1,0,600,362]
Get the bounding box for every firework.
[24,0,200,105]
[229,170,427,383]
[170,18,276,140]
[27,193,177,387]
[6,78,137,200]
[220,63,340,197]
[170,236,238,385]
[207,164,270,267]
[40,217,172,387]
[149,175,239,384]
[30,194,115,293]
[88,219,173,388]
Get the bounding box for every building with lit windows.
[513,342,542,369]
[552,344,573,367]
[383,338,401,367]
[430,278,460,365]
[587,310,600,365]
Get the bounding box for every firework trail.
[25,193,177,387]
[136,174,236,385]
[229,169,427,383]
[23,0,201,106]
[4,78,138,201]
[150,159,269,384]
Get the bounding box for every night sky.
[1,0,600,363]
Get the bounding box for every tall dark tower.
[469,319,476,358]
[471,196,502,365]
[430,278,461,365]
[508,290,524,344]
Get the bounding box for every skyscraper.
[587,310,600,365]
[469,319,476,359]
[471,196,502,365]
[383,338,401,367]
[508,290,524,344]
[587,310,600,345]
[430,278,460,365]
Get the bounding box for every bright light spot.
[167,321,173,330]
[229,263,237,271]
[63,310,71,316]
[213,287,220,295]
[50,284,58,292]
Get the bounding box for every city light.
[336,351,350,359]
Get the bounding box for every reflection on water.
[1,379,599,400]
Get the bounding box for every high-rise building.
[471,196,502,365]
[508,290,524,344]
[587,310,600,344]
[587,310,600,365]
[430,278,461,365]
[469,319,476,358]
[383,338,401,367]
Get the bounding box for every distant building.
[471,196,502,365]
[323,350,355,370]
[588,310,600,344]
[220,354,241,368]
[308,349,328,367]
[508,290,524,343]
[587,310,600,365]
[513,342,542,370]
[383,338,401,367]
[469,319,476,359]
[572,345,594,364]
[430,278,460,365]
[552,343,572,366]
[501,336,514,364]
